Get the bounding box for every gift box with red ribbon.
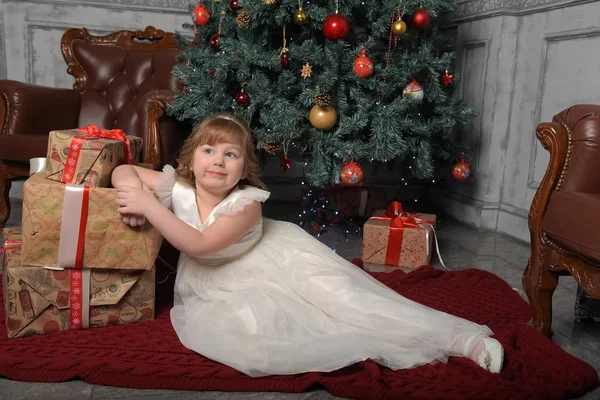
[21,172,162,270]
[45,125,143,187]
[361,202,437,268]
[2,228,155,338]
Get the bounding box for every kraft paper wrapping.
[3,229,155,339]
[21,173,162,270]
[45,129,143,187]
[362,210,436,268]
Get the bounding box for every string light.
[296,154,362,238]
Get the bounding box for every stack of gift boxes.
[2,127,163,338]
[362,201,438,269]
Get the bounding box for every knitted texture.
[0,265,597,400]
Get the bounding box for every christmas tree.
[168,0,473,188]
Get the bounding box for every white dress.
[157,166,493,377]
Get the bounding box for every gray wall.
[442,0,600,242]
[2,0,599,241]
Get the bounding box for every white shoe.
[477,338,504,373]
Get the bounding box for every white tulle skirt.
[170,218,492,377]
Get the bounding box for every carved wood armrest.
[138,90,187,169]
[528,122,570,233]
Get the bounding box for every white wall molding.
[527,26,600,189]
[458,39,489,178]
[4,0,189,13]
[452,0,595,21]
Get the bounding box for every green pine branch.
[167,0,473,187]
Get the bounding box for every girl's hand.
[116,185,157,226]
[121,214,145,228]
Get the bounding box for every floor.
[1,180,599,399]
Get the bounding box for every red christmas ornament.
[280,154,291,172]
[412,7,430,29]
[452,154,471,181]
[281,48,289,69]
[210,69,216,76]
[235,87,250,107]
[322,13,350,41]
[340,161,363,186]
[229,0,241,11]
[192,4,211,33]
[209,33,222,51]
[353,47,374,78]
[441,71,454,87]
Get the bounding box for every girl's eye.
[203,148,213,154]
[226,152,238,158]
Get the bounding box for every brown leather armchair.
[523,104,600,337]
[0,26,187,229]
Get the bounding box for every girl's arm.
[116,185,262,258]
[112,165,164,227]
[111,165,163,191]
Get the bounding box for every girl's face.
[192,140,246,195]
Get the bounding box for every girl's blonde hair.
[176,112,267,190]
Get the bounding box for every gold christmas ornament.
[236,9,251,28]
[301,62,312,79]
[263,0,277,4]
[309,105,337,131]
[294,8,308,24]
[392,19,407,36]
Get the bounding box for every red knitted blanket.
[0,265,597,400]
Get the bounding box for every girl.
[111,112,504,377]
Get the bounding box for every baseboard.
[434,189,531,244]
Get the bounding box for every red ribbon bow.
[76,125,133,164]
[378,201,421,228]
[371,201,423,266]
[61,125,134,184]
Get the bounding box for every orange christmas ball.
[452,156,471,180]
[353,54,373,78]
[192,4,211,26]
[340,161,363,186]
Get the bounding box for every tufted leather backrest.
[552,105,600,193]
[62,26,180,140]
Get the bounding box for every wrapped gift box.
[21,173,162,270]
[3,229,155,339]
[362,202,437,268]
[45,126,143,187]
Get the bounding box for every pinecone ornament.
[262,142,281,155]
[313,93,331,107]
[309,221,324,236]
[236,9,251,28]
